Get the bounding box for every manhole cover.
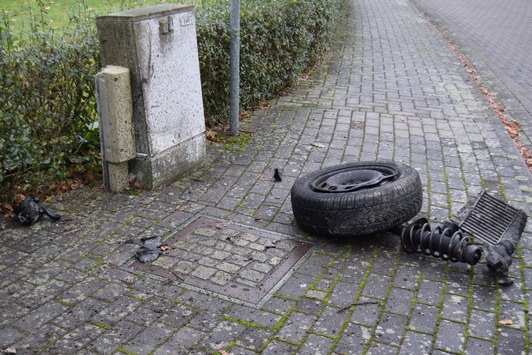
[125,216,314,305]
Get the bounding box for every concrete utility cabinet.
[96,4,205,189]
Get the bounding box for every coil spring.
[400,218,481,265]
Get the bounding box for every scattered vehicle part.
[135,236,167,263]
[447,190,527,282]
[141,235,162,250]
[398,217,481,265]
[14,195,61,226]
[291,162,527,284]
[136,247,160,263]
[273,169,282,182]
[395,191,527,285]
[291,161,422,236]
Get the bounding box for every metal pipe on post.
[229,0,240,136]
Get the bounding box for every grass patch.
[0,0,211,32]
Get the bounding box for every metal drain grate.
[124,216,314,306]
[453,191,526,245]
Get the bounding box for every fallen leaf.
[0,203,13,213]
[257,101,270,109]
[205,129,218,140]
[86,170,94,182]
[311,142,325,148]
[499,319,513,325]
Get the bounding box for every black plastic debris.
[14,195,61,226]
[142,235,162,250]
[135,236,166,263]
[273,169,282,182]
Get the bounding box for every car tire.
[290,161,422,237]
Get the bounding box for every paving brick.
[385,287,415,315]
[88,320,143,354]
[122,322,175,354]
[47,324,105,354]
[362,273,392,300]
[409,303,438,334]
[400,331,434,355]
[92,297,142,326]
[465,337,495,355]
[298,333,335,354]
[153,326,205,354]
[199,320,247,352]
[335,323,372,354]
[262,339,299,354]
[228,304,281,329]
[13,324,66,354]
[13,301,69,332]
[375,313,409,346]
[435,320,466,353]
[277,311,316,343]
[53,297,107,329]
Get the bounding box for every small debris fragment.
[141,236,162,250]
[499,319,513,325]
[170,270,184,281]
[264,240,276,249]
[337,300,381,313]
[122,277,136,286]
[136,247,160,262]
[14,195,61,226]
[135,236,164,263]
[498,277,514,287]
[311,142,325,148]
[215,221,231,229]
[4,347,16,354]
[273,169,282,182]
[64,227,81,235]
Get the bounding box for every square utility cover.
[125,216,314,306]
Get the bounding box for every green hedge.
[0,10,101,194]
[0,0,346,195]
[198,0,345,126]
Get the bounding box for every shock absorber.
[400,218,481,265]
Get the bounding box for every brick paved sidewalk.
[412,0,532,150]
[1,0,532,354]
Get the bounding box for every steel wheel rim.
[310,166,398,193]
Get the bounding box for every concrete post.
[96,4,206,189]
[95,66,136,193]
[230,0,240,137]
